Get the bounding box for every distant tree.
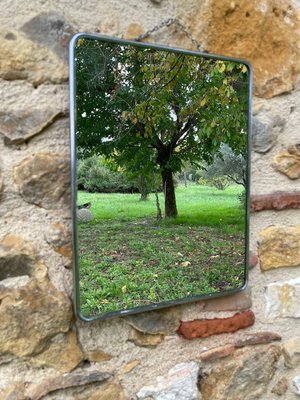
[202,143,246,190]
[77,155,139,193]
[75,38,249,217]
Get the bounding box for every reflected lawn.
[77,185,246,316]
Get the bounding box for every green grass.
[79,184,244,227]
[77,184,246,317]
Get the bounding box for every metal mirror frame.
[69,33,252,322]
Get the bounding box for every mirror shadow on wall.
[70,34,252,321]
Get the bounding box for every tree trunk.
[161,167,178,218]
[155,189,162,220]
[138,175,148,201]
[140,192,148,201]
[183,170,188,188]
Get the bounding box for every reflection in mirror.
[70,34,251,320]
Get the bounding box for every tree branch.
[226,173,245,187]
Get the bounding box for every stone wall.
[0,0,300,399]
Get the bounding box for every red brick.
[249,252,258,269]
[251,192,300,212]
[177,310,255,339]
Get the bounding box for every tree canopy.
[74,37,249,217]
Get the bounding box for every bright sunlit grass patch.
[78,184,244,227]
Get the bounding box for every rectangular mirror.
[69,33,252,321]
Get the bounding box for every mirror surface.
[70,34,251,320]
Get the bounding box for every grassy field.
[77,184,246,317]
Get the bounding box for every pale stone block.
[283,337,300,368]
[293,376,300,396]
[265,277,300,320]
[137,362,200,400]
[258,226,300,271]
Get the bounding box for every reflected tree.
[75,38,249,218]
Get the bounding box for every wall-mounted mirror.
[69,33,252,321]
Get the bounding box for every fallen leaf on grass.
[180,261,191,267]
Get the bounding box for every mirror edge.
[69,32,253,322]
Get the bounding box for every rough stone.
[25,370,112,400]
[293,376,300,396]
[273,144,300,179]
[0,383,25,400]
[63,267,73,298]
[13,153,71,210]
[45,222,72,258]
[283,337,300,368]
[177,310,255,339]
[0,165,3,198]
[0,110,67,146]
[0,1,299,398]
[76,317,133,359]
[251,192,300,212]
[0,30,68,85]
[258,226,300,271]
[200,344,236,361]
[197,0,300,98]
[122,360,140,374]
[86,350,113,363]
[1,275,30,289]
[128,329,165,347]
[87,383,126,400]
[0,234,47,282]
[21,12,75,61]
[195,332,281,362]
[265,277,300,319]
[137,362,200,400]
[77,208,93,223]
[234,331,281,348]
[0,278,73,357]
[125,23,145,39]
[252,113,276,153]
[29,331,84,372]
[199,345,281,400]
[271,377,289,395]
[125,308,181,335]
